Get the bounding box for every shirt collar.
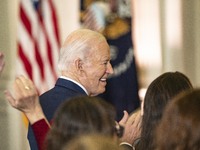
[59,76,89,95]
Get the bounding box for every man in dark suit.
[28,29,114,150]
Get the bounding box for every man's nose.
[107,62,114,74]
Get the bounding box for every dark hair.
[62,133,123,150]
[137,71,193,150]
[155,89,200,150]
[45,96,116,150]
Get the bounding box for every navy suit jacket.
[28,78,87,150]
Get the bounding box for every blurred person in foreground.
[135,71,193,150]
[63,134,123,150]
[155,89,200,150]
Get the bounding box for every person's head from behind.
[143,71,193,121]
[58,29,114,96]
[155,89,200,150]
[140,71,193,150]
[62,134,123,150]
[45,96,118,150]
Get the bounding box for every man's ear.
[74,58,84,73]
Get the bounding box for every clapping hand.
[119,109,142,145]
[4,75,46,125]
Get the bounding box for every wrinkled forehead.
[87,44,111,62]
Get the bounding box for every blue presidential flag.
[99,18,140,121]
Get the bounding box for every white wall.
[133,0,162,89]
[54,0,80,43]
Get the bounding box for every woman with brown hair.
[155,89,200,150]
[45,95,117,150]
[136,71,193,150]
[63,134,123,150]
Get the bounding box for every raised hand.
[119,109,142,145]
[4,75,46,124]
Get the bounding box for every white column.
[132,0,162,89]
[55,0,81,43]
[161,0,184,72]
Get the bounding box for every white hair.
[57,29,106,72]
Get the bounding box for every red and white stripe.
[17,0,60,94]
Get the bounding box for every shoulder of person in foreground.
[155,89,200,150]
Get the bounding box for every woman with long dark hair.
[136,71,193,150]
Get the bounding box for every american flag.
[17,0,60,94]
